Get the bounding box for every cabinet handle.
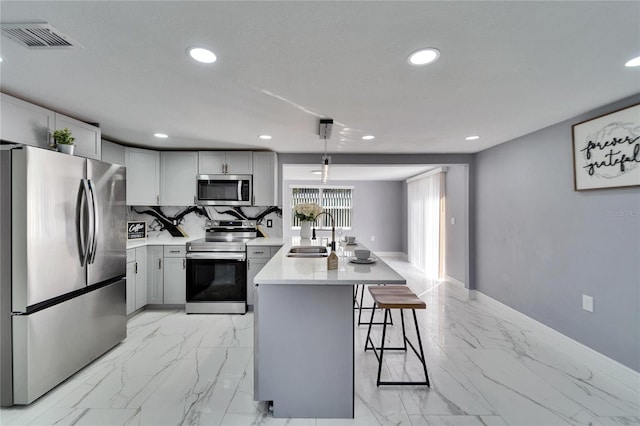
[254,251,264,254]
[247,259,250,269]
[170,250,179,253]
[183,259,186,269]
[135,262,138,274]
[158,258,162,269]
[156,194,160,204]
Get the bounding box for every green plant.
[52,128,75,145]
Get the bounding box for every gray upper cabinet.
[160,151,198,206]
[54,113,101,160]
[101,139,126,165]
[0,93,54,148]
[0,93,102,160]
[198,151,253,174]
[252,152,278,206]
[125,147,160,205]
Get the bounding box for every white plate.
[349,257,376,264]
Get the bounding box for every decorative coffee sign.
[127,221,147,240]
[572,103,640,191]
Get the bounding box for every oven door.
[185,252,247,314]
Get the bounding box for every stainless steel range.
[185,220,257,314]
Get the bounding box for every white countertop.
[254,239,406,286]
[246,237,285,247]
[126,234,202,249]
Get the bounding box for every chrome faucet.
[312,211,336,251]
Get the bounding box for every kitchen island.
[253,240,406,419]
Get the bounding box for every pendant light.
[321,139,330,184]
[319,119,333,184]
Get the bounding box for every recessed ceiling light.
[625,55,640,67]
[188,47,217,64]
[311,170,322,175]
[362,135,375,140]
[465,135,480,141]
[154,133,168,138]
[408,48,440,66]
[0,57,3,62]
[259,135,272,140]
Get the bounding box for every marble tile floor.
[1,255,639,426]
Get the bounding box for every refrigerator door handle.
[78,179,92,266]
[87,179,99,264]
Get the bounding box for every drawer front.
[163,246,186,257]
[270,245,283,257]
[247,246,270,259]
[126,249,136,263]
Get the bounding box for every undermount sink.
[286,246,329,258]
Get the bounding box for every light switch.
[450,217,456,225]
[582,295,594,312]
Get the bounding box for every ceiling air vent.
[0,23,82,49]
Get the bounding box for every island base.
[254,284,354,418]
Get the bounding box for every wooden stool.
[354,284,412,325]
[364,287,430,387]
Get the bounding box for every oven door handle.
[186,252,247,261]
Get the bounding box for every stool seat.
[365,286,430,387]
[369,287,424,309]
[355,284,410,326]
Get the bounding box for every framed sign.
[127,221,147,240]
[572,103,640,191]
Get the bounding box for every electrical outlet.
[370,235,375,242]
[266,219,272,228]
[451,217,456,225]
[582,295,594,312]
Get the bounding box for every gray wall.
[282,180,404,252]
[475,94,640,372]
[444,165,469,285]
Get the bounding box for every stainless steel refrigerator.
[0,145,127,406]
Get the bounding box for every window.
[291,186,353,229]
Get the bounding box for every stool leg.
[358,284,368,324]
[412,309,430,387]
[364,300,377,352]
[400,309,407,351]
[376,309,390,386]
[353,284,359,309]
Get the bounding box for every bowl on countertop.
[354,249,370,260]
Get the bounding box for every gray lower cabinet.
[126,256,136,315]
[163,246,186,304]
[147,245,164,304]
[126,247,148,314]
[247,244,282,306]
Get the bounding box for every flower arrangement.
[294,202,323,222]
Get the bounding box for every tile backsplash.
[128,205,282,239]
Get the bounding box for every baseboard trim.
[472,290,640,391]
[376,251,407,259]
[445,275,467,289]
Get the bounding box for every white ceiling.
[282,164,436,181]
[0,1,638,155]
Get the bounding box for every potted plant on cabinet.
[51,128,75,155]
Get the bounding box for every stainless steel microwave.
[196,174,252,206]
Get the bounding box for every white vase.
[300,221,312,239]
[57,144,75,155]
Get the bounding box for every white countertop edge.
[254,241,407,286]
[246,237,285,247]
